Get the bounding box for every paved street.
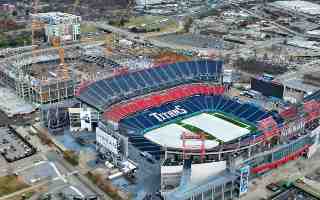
[123,145,161,200]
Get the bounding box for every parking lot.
[0,126,36,162]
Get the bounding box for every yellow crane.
[71,0,80,14]
[52,37,69,80]
[52,0,81,80]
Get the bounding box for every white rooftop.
[144,124,219,149]
[0,87,36,117]
[32,12,80,24]
[271,1,320,15]
[182,113,250,142]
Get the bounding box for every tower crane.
[71,0,80,14]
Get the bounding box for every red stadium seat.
[103,83,225,122]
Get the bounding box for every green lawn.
[0,175,29,197]
[80,23,97,33]
[123,15,178,32]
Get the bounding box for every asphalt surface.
[124,145,161,200]
[46,151,110,200]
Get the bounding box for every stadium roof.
[282,78,319,94]
[165,170,237,200]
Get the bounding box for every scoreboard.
[251,78,284,99]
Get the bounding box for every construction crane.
[127,0,134,17]
[72,0,80,14]
[31,0,39,46]
[52,37,69,80]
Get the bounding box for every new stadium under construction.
[74,59,320,200]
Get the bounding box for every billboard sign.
[96,127,119,155]
[239,165,250,195]
[80,109,92,131]
[251,78,284,99]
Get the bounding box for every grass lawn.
[124,15,178,32]
[80,22,98,33]
[0,175,29,197]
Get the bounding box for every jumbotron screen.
[251,78,284,99]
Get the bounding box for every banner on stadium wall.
[96,127,119,155]
[239,165,250,196]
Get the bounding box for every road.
[46,151,112,200]
[0,179,49,200]
[230,1,320,40]
[126,145,161,200]
[93,21,194,51]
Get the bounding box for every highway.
[230,1,320,40]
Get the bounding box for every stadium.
[105,84,281,158]
[76,59,320,200]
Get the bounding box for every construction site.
[0,11,192,107]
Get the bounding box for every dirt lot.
[42,0,130,20]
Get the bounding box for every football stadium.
[76,60,320,200]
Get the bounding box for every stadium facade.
[76,60,320,200]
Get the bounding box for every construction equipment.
[52,37,69,80]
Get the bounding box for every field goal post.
[181,131,206,161]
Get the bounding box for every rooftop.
[270,1,320,16]
[165,170,237,199]
[282,78,319,94]
[32,12,81,24]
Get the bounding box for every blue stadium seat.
[79,60,224,110]
[123,74,139,90]
[134,71,148,88]
[222,100,241,113]
[118,93,282,160]
[155,67,170,82]
[115,76,130,91]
